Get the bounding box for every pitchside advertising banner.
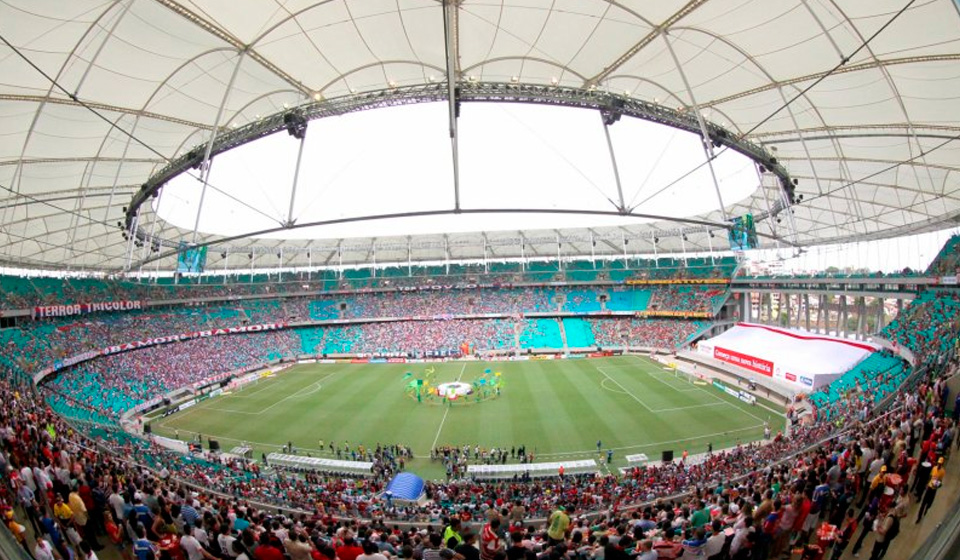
[698,340,812,389]
[712,346,774,377]
[625,278,731,285]
[636,310,712,319]
[711,380,757,405]
[32,300,144,319]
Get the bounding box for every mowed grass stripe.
[599,363,701,410]
[592,362,695,454]
[555,360,638,452]
[524,360,595,453]
[502,362,546,451]
[153,357,784,476]
[473,362,518,450]
[223,370,320,407]
[313,365,417,448]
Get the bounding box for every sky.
[743,227,960,274]
[142,99,960,276]
[156,101,760,240]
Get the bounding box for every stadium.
[1,2,959,560]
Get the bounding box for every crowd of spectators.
[808,352,909,419]
[4,248,960,558]
[2,305,250,373]
[925,234,960,277]
[307,321,517,357]
[590,319,708,350]
[0,257,739,311]
[299,318,707,357]
[648,286,726,314]
[883,297,955,370]
[2,284,723,382]
[880,292,960,370]
[0,345,956,560]
[44,331,296,420]
[334,289,556,319]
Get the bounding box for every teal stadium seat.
[562,318,596,347]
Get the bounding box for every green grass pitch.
[151,355,783,479]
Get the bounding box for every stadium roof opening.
[156,102,759,240]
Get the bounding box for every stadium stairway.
[558,318,569,353]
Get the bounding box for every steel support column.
[442,0,461,211]
[285,128,308,227]
[192,51,247,243]
[876,297,885,333]
[662,33,727,221]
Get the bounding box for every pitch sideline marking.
[651,402,727,413]
[430,362,467,450]
[226,364,333,400]
[624,355,782,423]
[602,363,700,393]
[517,423,767,457]
[645,369,703,393]
[151,421,766,461]
[694,387,771,425]
[188,368,344,416]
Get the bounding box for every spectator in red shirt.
[480,518,503,560]
[336,536,364,560]
[254,532,285,560]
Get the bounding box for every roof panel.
[0,0,959,270]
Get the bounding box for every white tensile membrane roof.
[1,1,959,272]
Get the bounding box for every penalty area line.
[596,367,654,412]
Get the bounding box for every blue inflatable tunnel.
[384,472,425,502]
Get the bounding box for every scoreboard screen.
[728,214,758,250]
[177,243,208,273]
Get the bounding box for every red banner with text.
[713,346,774,377]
